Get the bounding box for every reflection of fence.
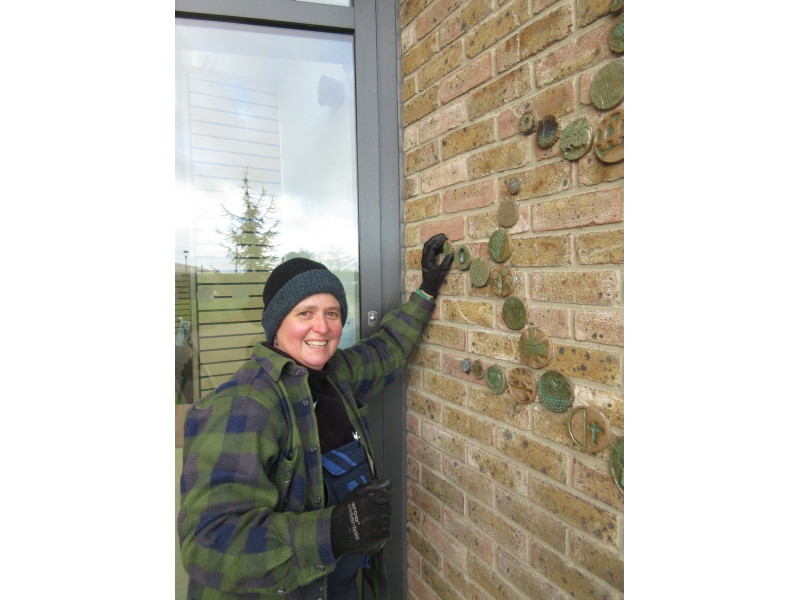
[196,271,266,395]
[175,269,191,334]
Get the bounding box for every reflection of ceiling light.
[318,75,344,107]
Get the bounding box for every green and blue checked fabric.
[178,292,434,599]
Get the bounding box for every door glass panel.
[298,0,351,6]
[175,19,359,404]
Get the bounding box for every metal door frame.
[175,1,406,596]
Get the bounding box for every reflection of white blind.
[181,68,282,396]
[187,66,282,266]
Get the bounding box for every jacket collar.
[251,341,301,382]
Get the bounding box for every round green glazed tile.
[559,118,593,161]
[609,14,623,53]
[490,265,516,298]
[498,199,520,227]
[470,257,491,287]
[594,109,624,163]
[590,60,624,110]
[486,365,507,394]
[610,437,624,492]
[568,406,612,452]
[472,359,486,380]
[536,114,561,149]
[454,243,473,270]
[519,110,538,135]
[488,229,512,262]
[502,297,527,330]
[538,370,573,413]
[518,327,554,368]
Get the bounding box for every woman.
[178,234,452,599]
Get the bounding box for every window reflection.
[176,19,359,403]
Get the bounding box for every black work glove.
[330,479,393,558]
[420,233,454,298]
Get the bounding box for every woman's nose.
[312,314,329,334]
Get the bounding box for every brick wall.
[400,0,624,598]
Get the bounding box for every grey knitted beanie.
[261,258,348,342]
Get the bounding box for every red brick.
[420,158,467,193]
[422,467,466,513]
[535,21,615,87]
[577,0,614,28]
[404,86,440,126]
[407,388,443,421]
[578,147,624,185]
[443,406,495,446]
[408,433,444,470]
[423,370,468,405]
[405,193,441,223]
[498,80,575,139]
[467,444,528,495]
[497,548,570,600]
[570,531,624,592]
[404,122,419,150]
[550,342,621,386]
[496,304,569,337]
[465,0,530,58]
[573,457,624,512]
[408,568,437,600]
[443,180,495,213]
[423,421,467,460]
[530,188,624,232]
[422,515,468,568]
[497,427,568,483]
[402,23,417,55]
[417,0,463,39]
[408,525,443,569]
[443,457,494,505]
[496,488,568,553]
[408,455,421,481]
[444,560,495,600]
[421,560,462,600]
[419,41,464,91]
[468,499,527,559]
[576,229,624,265]
[531,541,615,600]
[441,299,493,327]
[440,53,493,104]
[403,35,438,78]
[533,0,561,11]
[404,176,419,199]
[530,271,620,306]
[420,215,465,242]
[497,5,572,72]
[401,0,437,28]
[421,322,467,350]
[497,159,572,202]
[405,140,440,175]
[467,554,524,600]
[467,204,530,238]
[408,479,444,521]
[467,138,531,180]
[443,507,495,565]
[407,412,421,436]
[441,119,494,160]
[403,75,417,103]
[439,0,493,47]
[509,234,571,267]
[468,65,532,120]
[469,387,531,430]
[575,310,623,346]
[442,352,491,388]
[418,99,467,143]
[408,546,422,574]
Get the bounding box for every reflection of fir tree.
[217,171,279,273]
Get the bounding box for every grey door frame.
[175,1,407,597]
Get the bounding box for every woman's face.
[274,293,343,369]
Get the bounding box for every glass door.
[175,19,361,403]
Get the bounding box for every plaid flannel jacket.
[178,292,434,599]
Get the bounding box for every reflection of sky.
[175,20,359,270]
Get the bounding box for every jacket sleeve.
[334,291,435,403]
[178,391,337,595]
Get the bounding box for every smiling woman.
[274,294,344,369]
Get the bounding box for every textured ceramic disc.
[471,359,486,380]
[568,406,612,452]
[610,437,624,492]
[490,265,516,298]
[502,297,527,330]
[594,109,624,163]
[519,110,538,135]
[498,200,520,227]
[460,358,472,373]
[609,14,623,52]
[507,177,522,196]
[508,367,537,404]
[590,61,624,110]
[518,327,554,369]
[559,118,593,161]
[488,229,513,262]
[538,370,573,413]
[455,243,473,271]
[536,114,561,148]
[486,365,508,394]
[469,257,491,287]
